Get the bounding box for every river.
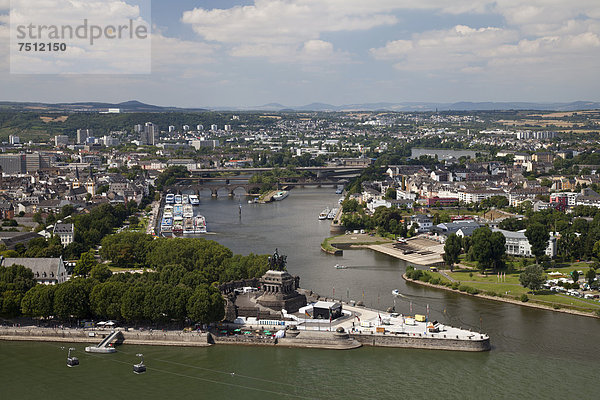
[1,188,598,399]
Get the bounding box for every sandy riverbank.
[403,274,600,319]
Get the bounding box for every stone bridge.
[170,179,262,197]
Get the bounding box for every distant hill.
[0,100,207,112]
[1,100,600,113]
[238,101,600,112]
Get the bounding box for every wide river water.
[2,188,598,399]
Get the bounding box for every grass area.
[327,233,392,246]
[446,270,522,285]
[321,236,340,253]
[321,233,392,252]
[418,269,600,314]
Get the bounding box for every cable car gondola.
[67,347,79,367]
[133,353,146,374]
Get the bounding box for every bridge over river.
[169,176,348,197]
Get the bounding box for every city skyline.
[1,1,600,107]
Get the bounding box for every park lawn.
[550,263,594,275]
[446,271,522,285]
[108,266,140,272]
[530,293,600,312]
[461,282,528,296]
[428,271,453,284]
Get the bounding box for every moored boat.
[318,208,330,220]
[273,191,289,201]
[183,217,194,233]
[194,215,207,233]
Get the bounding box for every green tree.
[384,187,396,200]
[53,279,92,319]
[187,285,224,324]
[21,284,56,318]
[443,234,462,271]
[342,199,359,213]
[121,284,147,322]
[74,250,97,277]
[1,290,23,317]
[571,270,580,283]
[100,232,154,268]
[525,223,550,264]
[469,227,506,272]
[90,264,112,282]
[155,166,190,191]
[90,281,126,320]
[519,264,546,291]
[586,268,596,285]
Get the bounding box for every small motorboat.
[392,289,400,296]
[66,347,79,367]
[334,264,347,269]
[133,353,146,374]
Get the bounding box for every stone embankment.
[0,327,211,347]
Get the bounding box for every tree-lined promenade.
[1,232,273,326]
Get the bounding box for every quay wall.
[0,327,211,347]
[351,332,490,352]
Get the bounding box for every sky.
[1,0,600,108]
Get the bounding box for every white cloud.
[371,25,518,72]
[8,0,151,74]
[368,0,600,79]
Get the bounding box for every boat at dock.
[183,204,193,218]
[173,204,183,216]
[273,191,289,201]
[174,194,182,204]
[182,194,189,204]
[194,215,207,233]
[161,217,172,233]
[327,208,338,219]
[183,217,194,234]
[172,216,183,234]
[189,195,200,205]
[318,208,330,220]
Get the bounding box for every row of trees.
[2,233,273,323]
[19,277,224,325]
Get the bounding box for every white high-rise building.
[183,125,190,132]
[168,125,176,133]
[224,124,232,131]
[77,129,92,144]
[211,124,218,131]
[196,124,204,131]
[141,122,157,145]
[9,135,20,145]
[54,135,69,147]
